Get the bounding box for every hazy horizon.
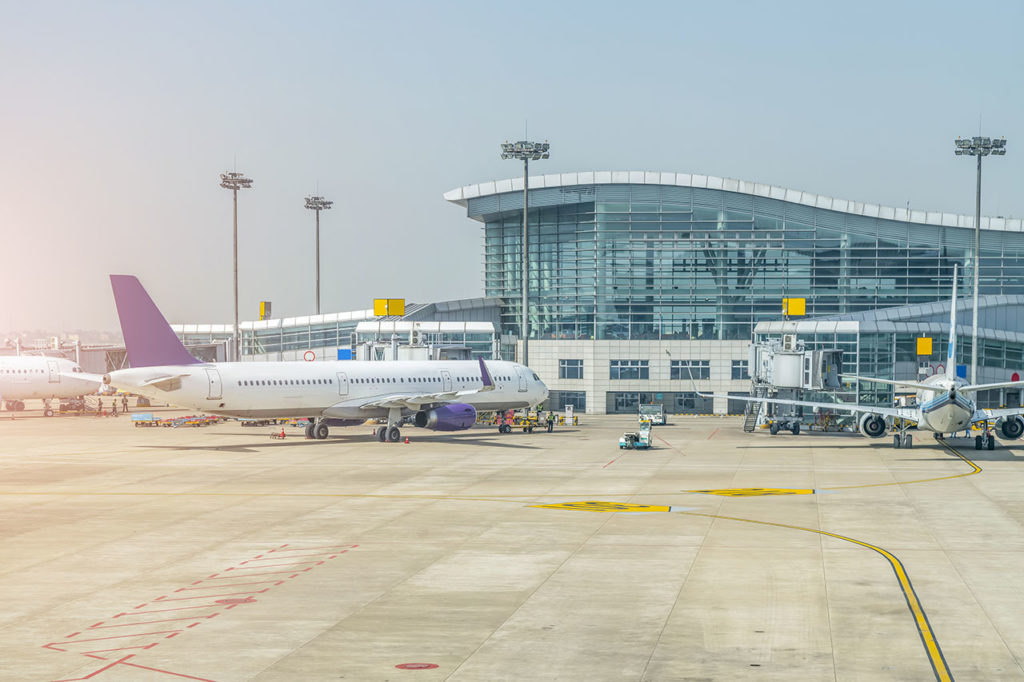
[2,0,1021,333]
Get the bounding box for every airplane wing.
[699,391,917,421]
[964,380,1024,393]
[842,375,937,392]
[971,407,1024,423]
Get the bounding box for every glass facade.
[463,183,1024,341]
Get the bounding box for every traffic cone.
[280,428,286,439]
[404,437,410,444]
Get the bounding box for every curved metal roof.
[444,171,1022,233]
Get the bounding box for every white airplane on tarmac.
[99,275,549,442]
[0,355,100,416]
[706,264,1024,450]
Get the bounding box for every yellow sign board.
[688,488,814,497]
[782,298,806,316]
[373,298,406,316]
[916,337,933,356]
[387,298,405,316]
[530,501,673,513]
[259,301,272,321]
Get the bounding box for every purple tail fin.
[110,275,202,367]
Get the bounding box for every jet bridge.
[743,335,844,432]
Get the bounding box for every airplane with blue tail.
[706,264,1024,449]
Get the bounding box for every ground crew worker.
[97,398,103,416]
[122,394,129,413]
[546,411,555,432]
[112,401,118,417]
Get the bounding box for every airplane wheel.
[769,422,779,435]
[314,422,329,440]
[16,401,25,411]
[987,436,995,451]
[975,435,983,450]
[903,435,912,449]
[791,423,800,435]
[305,423,315,439]
[893,435,902,449]
[377,426,387,442]
[387,426,401,442]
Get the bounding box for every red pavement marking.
[53,654,134,681]
[242,552,340,562]
[45,543,355,680]
[118,659,216,681]
[707,427,718,440]
[602,457,619,469]
[269,544,357,553]
[173,580,284,591]
[226,561,322,569]
[205,568,312,579]
[116,604,217,617]
[89,615,215,630]
[157,588,274,602]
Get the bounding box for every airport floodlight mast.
[304,195,334,315]
[220,171,253,362]
[501,139,550,367]
[954,136,1007,384]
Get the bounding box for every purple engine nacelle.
[414,403,477,431]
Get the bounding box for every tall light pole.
[501,139,550,367]
[220,171,253,362]
[954,136,1006,384]
[304,195,334,315]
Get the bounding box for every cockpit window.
[532,373,540,381]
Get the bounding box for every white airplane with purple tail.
[100,275,548,442]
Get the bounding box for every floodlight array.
[501,140,551,161]
[220,172,253,190]
[304,195,333,211]
[954,136,1007,156]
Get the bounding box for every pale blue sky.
[1,0,1021,332]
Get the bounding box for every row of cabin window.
[235,374,509,388]
[237,379,334,387]
[1,368,45,374]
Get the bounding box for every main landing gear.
[975,425,996,451]
[498,423,512,434]
[4,401,25,412]
[305,419,329,440]
[375,408,404,442]
[892,418,912,449]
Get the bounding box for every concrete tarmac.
[1,408,1023,681]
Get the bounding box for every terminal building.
[443,171,1024,414]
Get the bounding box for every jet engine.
[858,413,887,438]
[999,416,1024,440]
[414,403,477,431]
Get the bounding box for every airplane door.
[205,369,222,400]
[47,360,60,384]
[516,366,528,392]
[336,372,349,396]
[441,370,452,392]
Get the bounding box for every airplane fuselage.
[106,359,548,419]
[913,374,974,435]
[0,356,98,402]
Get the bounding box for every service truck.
[638,403,666,425]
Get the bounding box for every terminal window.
[671,359,710,380]
[610,359,649,380]
[731,360,750,380]
[559,359,584,379]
